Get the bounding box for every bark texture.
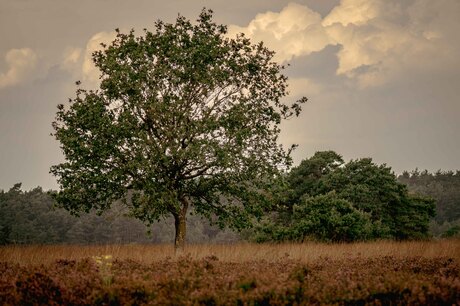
[173,198,189,253]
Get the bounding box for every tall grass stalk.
[1,239,458,265]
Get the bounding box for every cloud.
[322,0,382,27]
[288,77,322,98]
[57,31,116,86]
[81,31,117,85]
[61,47,82,72]
[229,0,460,88]
[228,2,332,63]
[0,48,37,89]
[324,0,460,87]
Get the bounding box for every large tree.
[51,10,306,250]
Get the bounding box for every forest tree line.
[1,151,459,245]
[0,183,238,245]
[398,169,460,238]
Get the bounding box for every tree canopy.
[51,9,306,250]
[252,151,436,242]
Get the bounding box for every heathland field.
[1,240,459,305]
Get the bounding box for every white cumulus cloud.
[324,0,460,87]
[322,0,383,27]
[82,31,117,85]
[229,0,460,88]
[0,48,37,89]
[228,2,332,63]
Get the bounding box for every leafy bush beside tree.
[252,151,436,242]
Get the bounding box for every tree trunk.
[174,211,186,254]
[173,198,189,254]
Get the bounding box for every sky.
[0,0,459,190]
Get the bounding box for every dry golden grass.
[1,239,459,265]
